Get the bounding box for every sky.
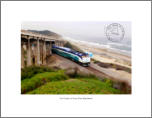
[21,21,131,42]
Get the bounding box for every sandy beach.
[68,40,131,68]
[66,39,132,86]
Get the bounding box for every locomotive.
[52,45,91,66]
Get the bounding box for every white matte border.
[1,1,151,117]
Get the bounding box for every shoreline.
[66,39,131,68]
[62,37,132,86]
[63,37,131,58]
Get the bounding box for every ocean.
[64,36,131,57]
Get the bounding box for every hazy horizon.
[22,21,131,55]
[22,21,131,39]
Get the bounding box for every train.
[52,45,91,66]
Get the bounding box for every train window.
[82,54,89,57]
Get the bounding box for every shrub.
[21,71,68,93]
[65,67,97,78]
[21,66,54,80]
[91,58,100,64]
[74,73,97,79]
[64,41,84,52]
[103,78,113,87]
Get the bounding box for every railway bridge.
[21,30,64,68]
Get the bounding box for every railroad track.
[86,66,114,80]
[87,65,131,92]
[53,54,130,85]
[54,54,113,79]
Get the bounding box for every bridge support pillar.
[27,37,31,66]
[43,40,46,65]
[37,38,40,65]
[50,42,52,55]
[21,43,24,68]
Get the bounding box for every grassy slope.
[21,66,122,94]
[26,77,121,94]
[21,71,68,93]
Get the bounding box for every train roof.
[59,47,71,51]
[52,45,87,57]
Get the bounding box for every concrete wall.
[21,35,56,68]
[21,33,65,68]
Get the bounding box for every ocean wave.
[108,42,131,48]
[63,36,131,56]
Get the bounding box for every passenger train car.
[52,45,91,66]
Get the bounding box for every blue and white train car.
[52,45,91,66]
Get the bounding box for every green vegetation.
[21,66,124,94]
[64,41,84,52]
[91,58,100,64]
[27,78,121,94]
[21,71,68,93]
[65,67,96,78]
[21,66,54,80]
